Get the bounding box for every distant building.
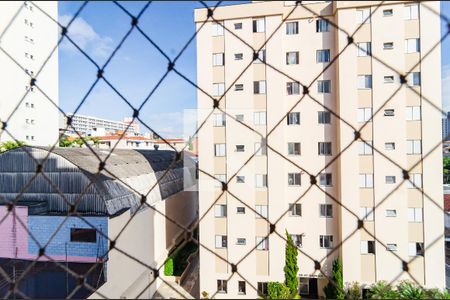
[97,134,187,151]
[0,147,197,298]
[60,113,140,136]
[443,112,450,141]
[0,2,59,146]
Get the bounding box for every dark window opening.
[70,228,97,243]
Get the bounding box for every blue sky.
[58,1,450,138]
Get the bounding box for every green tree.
[284,230,299,297]
[164,257,174,276]
[346,282,362,299]
[0,141,25,153]
[267,282,291,299]
[444,157,450,183]
[367,281,399,299]
[397,281,425,299]
[424,288,450,299]
[323,257,344,300]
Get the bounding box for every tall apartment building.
[0,1,59,146]
[195,1,444,298]
[442,112,450,141]
[61,113,140,136]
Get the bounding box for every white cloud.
[59,15,114,59]
[443,64,450,113]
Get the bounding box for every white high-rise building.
[0,1,59,146]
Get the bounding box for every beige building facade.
[195,1,444,298]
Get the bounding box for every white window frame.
[318,142,332,156]
[254,142,267,156]
[356,8,371,24]
[256,236,269,250]
[255,174,267,188]
[408,242,424,256]
[286,51,299,65]
[406,140,422,155]
[254,80,266,94]
[359,141,373,155]
[361,240,375,254]
[386,243,397,251]
[360,207,374,221]
[385,176,396,184]
[214,204,227,217]
[386,209,397,217]
[286,21,299,35]
[316,19,329,32]
[287,112,300,125]
[255,205,268,219]
[408,207,423,222]
[357,42,371,57]
[291,234,303,248]
[212,53,224,66]
[357,108,372,123]
[212,22,224,36]
[359,174,374,188]
[254,112,267,125]
[319,173,332,187]
[383,42,394,50]
[287,81,300,95]
[319,235,333,249]
[253,18,265,33]
[318,80,331,93]
[357,75,372,89]
[288,173,301,186]
[213,113,226,127]
[406,106,421,121]
[319,204,333,218]
[316,49,330,63]
[215,174,226,187]
[318,111,331,124]
[213,83,225,97]
[215,235,227,248]
[288,142,301,155]
[405,38,420,53]
[404,4,419,20]
[385,142,395,150]
[407,173,422,189]
[214,143,226,157]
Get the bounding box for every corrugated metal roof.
[0,147,196,217]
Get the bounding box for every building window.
[299,278,309,295]
[318,111,331,124]
[360,174,374,188]
[254,112,267,125]
[404,4,419,20]
[70,228,97,243]
[320,204,333,218]
[212,22,224,36]
[359,141,373,155]
[408,207,423,222]
[256,237,269,250]
[406,140,422,155]
[213,83,225,96]
[235,145,245,152]
[357,42,372,56]
[316,19,329,32]
[357,75,372,89]
[236,207,245,214]
[409,242,424,256]
[212,53,224,66]
[236,176,245,183]
[234,22,242,30]
[317,80,331,93]
[256,174,268,188]
[386,209,397,217]
[385,142,395,150]
[213,113,226,127]
[385,176,396,184]
[386,243,397,251]
[287,112,300,125]
[253,18,265,32]
[407,173,422,188]
[360,207,374,221]
[217,279,227,293]
[289,203,302,216]
[215,173,226,188]
[254,81,266,94]
[287,81,300,95]
[215,235,227,248]
[318,142,332,156]
[236,238,246,245]
[406,106,421,120]
[316,49,331,63]
[320,235,333,249]
[358,108,372,122]
[214,204,227,217]
[234,84,244,91]
[319,173,332,187]
[286,51,299,65]
[236,114,244,122]
[291,234,303,247]
[288,142,301,155]
[286,21,299,35]
[384,109,395,116]
[255,205,268,219]
[361,241,376,254]
[214,143,226,157]
[384,76,395,83]
[409,72,421,86]
[254,49,266,63]
[234,53,243,60]
[405,38,420,53]
[288,173,301,186]
[258,282,268,297]
[383,42,394,50]
[238,281,246,295]
[254,142,267,156]
[383,9,393,17]
[357,8,371,24]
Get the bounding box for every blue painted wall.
[28,216,108,260]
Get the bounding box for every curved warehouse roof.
[0,147,196,216]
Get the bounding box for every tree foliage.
[164,257,174,276]
[267,282,291,299]
[397,281,425,299]
[346,282,362,299]
[367,281,399,299]
[323,257,344,300]
[59,136,99,148]
[444,157,450,183]
[0,141,25,153]
[284,230,299,297]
